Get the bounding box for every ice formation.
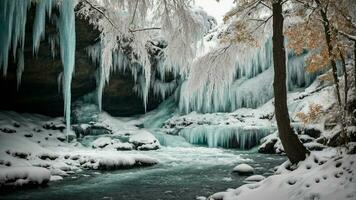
[179,39,318,114]
[57,0,76,141]
[0,0,77,141]
[33,0,53,55]
[179,125,271,149]
[0,0,31,79]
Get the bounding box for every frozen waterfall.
[178,125,272,150]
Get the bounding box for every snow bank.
[210,151,356,200]
[0,167,50,187]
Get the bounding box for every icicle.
[57,72,62,94]
[96,66,105,111]
[48,34,58,59]
[178,125,272,150]
[33,0,53,55]
[16,49,24,90]
[0,0,30,76]
[57,0,76,142]
[179,38,318,114]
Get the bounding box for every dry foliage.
[220,21,258,46]
[296,103,323,125]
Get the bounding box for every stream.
[1,145,285,200]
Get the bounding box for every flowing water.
[1,145,285,200]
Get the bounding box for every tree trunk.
[315,0,342,107]
[354,41,356,94]
[272,0,309,164]
[339,49,348,111]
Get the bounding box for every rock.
[304,142,326,151]
[24,133,33,138]
[348,126,356,142]
[91,137,112,149]
[37,153,59,161]
[303,127,321,138]
[43,122,66,132]
[129,130,160,150]
[244,175,265,182]
[347,143,356,154]
[0,167,50,188]
[327,130,347,147]
[13,122,20,128]
[233,164,254,175]
[258,134,278,154]
[50,175,63,182]
[57,135,75,142]
[71,102,99,124]
[114,142,134,151]
[137,142,160,151]
[298,135,314,143]
[0,127,16,134]
[316,137,327,145]
[10,151,30,159]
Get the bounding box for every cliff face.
[0,6,161,117]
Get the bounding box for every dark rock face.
[0,5,162,117]
[102,71,162,116]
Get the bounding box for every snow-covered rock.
[233,164,254,175]
[258,132,278,154]
[113,142,134,151]
[244,175,265,182]
[91,137,112,149]
[129,130,160,150]
[95,155,158,170]
[0,167,50,187]
[50,175,63,182]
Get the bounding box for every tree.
[287,0,356,143]
[221,0,309,163]
[272,0,309,163]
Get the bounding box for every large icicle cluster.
[77,0,212,111]
[178,38,318,114]
[0,0,77,140]
[0,0,31,83]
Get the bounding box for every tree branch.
[83,0,119,30]
[129,27,161,33]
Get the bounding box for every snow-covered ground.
[0,111,160,188]
[209,147,356,200]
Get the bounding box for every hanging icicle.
[57,0,76,142]
[0,0,31,79]
[33,0,53,55]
